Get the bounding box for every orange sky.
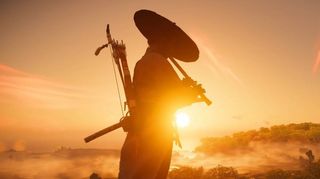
[1,0,320,152]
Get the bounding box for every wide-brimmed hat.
[134,9,199,62]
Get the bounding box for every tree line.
[196,123,320,155]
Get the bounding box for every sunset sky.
[1,0,320,152]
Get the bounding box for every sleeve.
[133,55,195,114]
[155,60,196,109]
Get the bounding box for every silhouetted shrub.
[169,165,242,179]
[169,166,203,179]
[203,165,239,179]
[265,169,291,179]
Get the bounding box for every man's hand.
[182,78,207,104]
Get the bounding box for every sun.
[175,112,190,128]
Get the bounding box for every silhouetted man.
[118,10,201,179]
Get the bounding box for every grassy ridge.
[196,123,320,155]
[169,158,320,179]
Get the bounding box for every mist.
[0,148,119,179]
[173,142,320,173]
[1,141,319,179]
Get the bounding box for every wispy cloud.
[0,64,88,109]
[312,48,320,74]
[312,34,320,74]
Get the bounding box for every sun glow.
[175,112,190,128]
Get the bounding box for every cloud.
[313,48,320,74]
[0,64,30,76]
[312,34,320,74]
[0,63,88,109]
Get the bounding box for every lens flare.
[175,112,190,128]
[313,48,320,74]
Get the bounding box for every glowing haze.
[0,0,319,152]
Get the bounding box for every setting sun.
[175,112,190,128]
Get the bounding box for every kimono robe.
[118,47,193,179]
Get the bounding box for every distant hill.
[196,123,320,155]
[53,147,119,158]
[0,148,120,179]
